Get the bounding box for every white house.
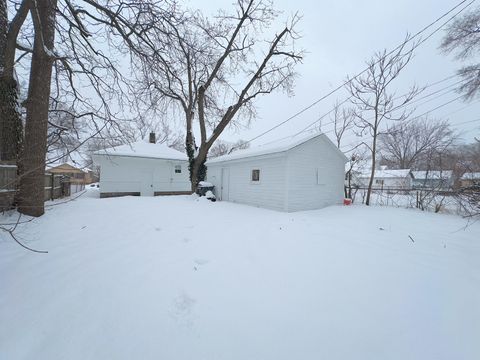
[92,134,191,198]
[460,172,480,187]
[411,170,453,189]
[205,133,347,212]
[356,168,413,189]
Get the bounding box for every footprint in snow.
[171,292,196,328]
[194,258,209,265]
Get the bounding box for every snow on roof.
[360,169,412,179]
[95,140,187,161]
[461,172,480,180]
[412,170,453,180]
[207,132,345,164]
[46,161,87,172]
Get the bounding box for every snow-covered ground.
[1,188,479,360]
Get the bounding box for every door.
[221,167,230,201]
[141,171,154,196]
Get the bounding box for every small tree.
[379,118,456,169]
[346,40,421,205]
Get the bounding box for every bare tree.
[134,0,302,190]
[441,7,480,99]
[18,0,58,217]
[346,40,421,205]
[209,139,250,158]
[2,0,179,217]
[0,0,27,161]
[332,101,355,148]
[379,118,456,169]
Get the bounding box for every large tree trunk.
[18,0,57,217]
[0,0,23,162]
[190,146,208,192]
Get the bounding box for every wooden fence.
[0,163,17,212]
[0,163,71,212]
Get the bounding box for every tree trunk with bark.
[18,0,57,217]
[0,0,23,162]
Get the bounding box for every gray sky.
[188,0,480,147]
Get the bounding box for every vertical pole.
[51,173,54,200]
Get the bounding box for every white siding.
[94,155,190,194]
[207,154,288,211]
[358,176,412,189]
[285,137,345,212]
[206,135,346,212]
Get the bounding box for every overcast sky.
[187,0,480,147]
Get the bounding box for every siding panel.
[207,155,287,211]
[286,137,345,212]
[95,156,190,194]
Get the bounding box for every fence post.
[51,173,55,200]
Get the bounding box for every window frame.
[251,169,261,183]
[316,168,326,185]
[174,164,182,174]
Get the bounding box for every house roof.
[412,170,453,180]
[461,172,480,180]
[360,169,412,179]
[46,162,86,172]
[94,140,187,161]
[207,132,347,164]
[45,161,87,172]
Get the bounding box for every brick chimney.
[149,132,156,144]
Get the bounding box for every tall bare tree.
[0,0,27,161]
[346,41,421,205]
[441,7,480,99]
[17,0,58,216]
[135,0,302,190]
[379,118,456,169]
[2,0,178,216]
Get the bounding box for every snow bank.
[1,189,479,360]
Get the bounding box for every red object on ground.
[343,198,352,206]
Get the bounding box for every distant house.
[460,172,480,188]
[46,162,96,193]
[356,168,413,190]
[206,133,347,212]
[46,162,94,184]
[92,133,191,198]
[411,170,453,190]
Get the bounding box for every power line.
[243,0,475,146]
[265,74,463,144]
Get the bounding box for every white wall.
[285,136,345,212]
[359,176,411,189]
[207,154,288,211]
[94,155,190,194]
[207,136,346,212]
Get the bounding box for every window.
[316,168,325,185]
[251,169,260,182]
[175,165,182,174]
[375,179,384,185]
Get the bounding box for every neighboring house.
[205,133,347,212]
[46,162,93,185]
[411,170,453,190]
[356,168,413,189]
[92,134,190,198]
[460,172,480,187]
[46,162,97,194]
